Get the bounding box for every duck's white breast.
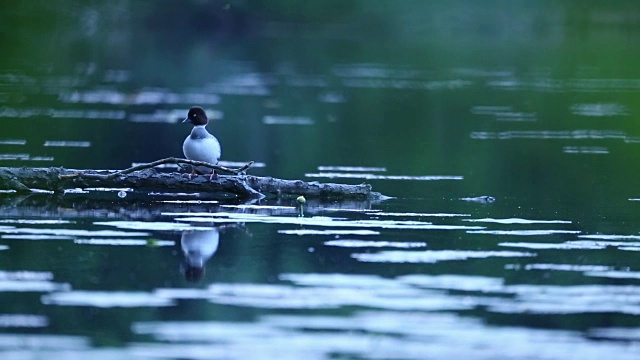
[183,136,221,164]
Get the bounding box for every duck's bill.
[182,118,191,123]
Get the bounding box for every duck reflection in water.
[180,228,219,282]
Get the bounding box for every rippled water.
[2,2,640,359]
[2,194,640,358]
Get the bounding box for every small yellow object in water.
[296,196,306,204]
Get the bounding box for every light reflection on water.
[43,141,91,148]
[127,313,639,360]
[318,165,387,172]
[73,239,174,246]
[0,154,30,160]
[0,154,54,161]
[262,115,314,125]
[471,105,537,122]
[570,103,629,117]
[0,314,48,328]
[165,211,483,230]
[0,139,26,145]
[305,172,464,180]
[563,146,609,154]
[58,89,221,106]
[324,239,426,248]
[470,129,629,140]
[41,291,175,308]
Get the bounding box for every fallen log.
[0,158,386,200]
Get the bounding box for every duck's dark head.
[183,106,208,126]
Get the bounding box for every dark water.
[2,2,640,359]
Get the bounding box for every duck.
[182,106,221,179]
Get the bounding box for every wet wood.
[0,163,385,200]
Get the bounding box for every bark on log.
[0,166,385,200]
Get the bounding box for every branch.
[59,157,254,180]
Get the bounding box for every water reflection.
[43,141,91,148]
[180,228,220,282]
[130,311,637,360]
[0,314,48,328]
[0,139,26,145]
[470,129,628,140]
[305,172,464,181]
[0,154,54,162]
[58,88,221,106]
[0,270,69,292]
[262,115,314,125]
[570,103,628,117]
[471,105,537,122]
[41,291,174,308]
[563,146,609,154]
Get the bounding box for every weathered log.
[0,166,385,200]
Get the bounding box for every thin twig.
[59,158,254,180]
